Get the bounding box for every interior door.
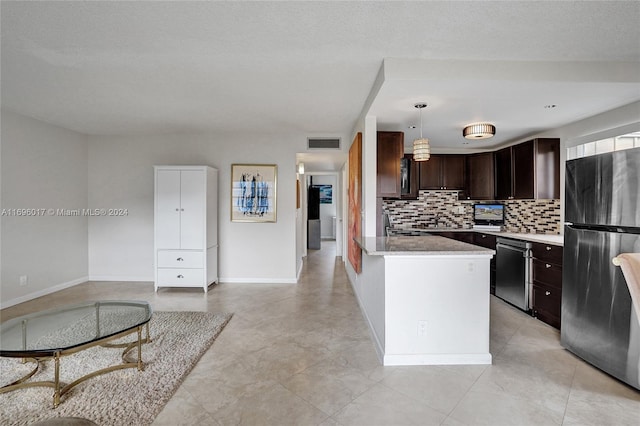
[156,170,181,249]
[180,170,205,249]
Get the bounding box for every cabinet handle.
[545,291,551,296]
[177,257,184,261]
[546,246,552,251]
[177,274,184,279]
[545,263,551,268]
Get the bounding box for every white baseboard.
[383,353,492,366]
[219,277,298,284]
[1,276,89,309]
[347,273,385,365]
[88,275,153,282]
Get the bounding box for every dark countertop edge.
[355,236,496,257]
[387,228,563,246]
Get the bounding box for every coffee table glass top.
[0,300,152,357]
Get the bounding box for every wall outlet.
[417,320,428,337]
[19,275,28,286]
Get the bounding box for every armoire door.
[156,170,181,249]
[179,170,205,249]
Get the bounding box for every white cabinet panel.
[155,170,181,249]
[180,170,205,249]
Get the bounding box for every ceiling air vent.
[307,138,341,150]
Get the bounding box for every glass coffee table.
[0,300,152,408]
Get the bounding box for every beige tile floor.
[2,241,639,425]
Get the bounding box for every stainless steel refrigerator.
[562,147,640,390]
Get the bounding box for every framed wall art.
[348,133,362,273]
[231,164,277,222]
[313,184,333,204]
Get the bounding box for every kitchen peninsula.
[353,235,495,366]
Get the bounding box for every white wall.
[87,132,310,284]
[1,110,88,307]
[295,173,304,279]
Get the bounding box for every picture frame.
[313,184,333,204]
[231,164,277,222]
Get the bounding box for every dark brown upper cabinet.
[466,152,495,200]
[496,138,560,200]
[534,138,561,199]
[418,154,466,191]
[495,147,513,200]
[512,140,536,199]
[376,131,404,198]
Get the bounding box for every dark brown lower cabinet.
[473,233,497,294]
[531,283,561,329]
[433,231,474,244]
[531,242,563,329]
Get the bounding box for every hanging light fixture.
[413,103,430,162]
[463,123,496,140]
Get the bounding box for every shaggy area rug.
[0,311,232,426]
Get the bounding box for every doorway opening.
[295,152,347,276]
[307,174,338,250]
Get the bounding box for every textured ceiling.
[2,1,640,168]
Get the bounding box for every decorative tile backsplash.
[383,191,561,234]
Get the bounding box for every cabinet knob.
[177,274,184,279]
[545,291,551,296]
[177,257,184,261]
[546,246,552,251]
[181,208,184,211]
[175,208,179,211]
[545,263,552,269]
[481,235,486,238]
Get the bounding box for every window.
[567,132,640,160]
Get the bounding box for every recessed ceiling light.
[544,104,557,109]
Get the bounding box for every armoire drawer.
[157,250,204,268]
[156,268,204,286]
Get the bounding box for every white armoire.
[154,165,218,292]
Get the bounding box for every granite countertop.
[355,236,496,256]
[387,227,563,246]
[494,232,563,246]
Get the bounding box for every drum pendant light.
[413,103,430,161]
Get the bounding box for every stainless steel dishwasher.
[495,237,532,311]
